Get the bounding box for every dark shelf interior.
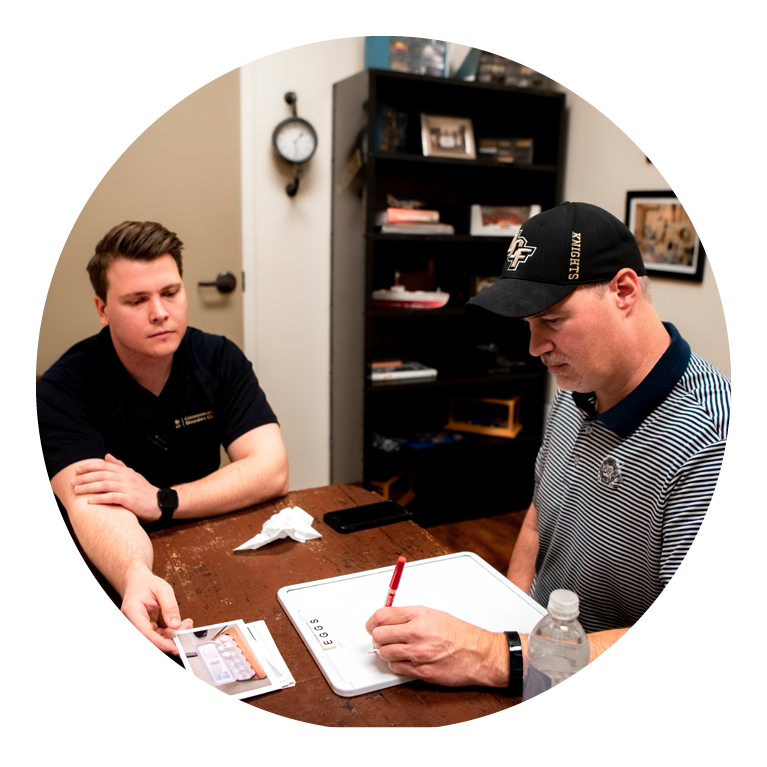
[330,68,565,523]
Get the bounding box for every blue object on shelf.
[453,48,482,81]
[364,36,447,77]
[365,36,391,70]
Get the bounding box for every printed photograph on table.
[421,114,476,159]
[174,619,294,700]
[625,191,706,282]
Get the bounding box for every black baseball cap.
[465,202,646,320]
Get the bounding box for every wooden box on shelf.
[370,467,416,506]
[445,396,523,439]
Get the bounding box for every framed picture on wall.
[625,191,706,282]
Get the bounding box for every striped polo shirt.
[529,323,730,633]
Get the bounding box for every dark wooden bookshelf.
[330,68,566,525]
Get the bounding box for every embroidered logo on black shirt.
[174,410,215,428]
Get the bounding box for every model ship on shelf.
[372,271,450,309]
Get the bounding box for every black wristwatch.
[504,631,524,697]
[157,487,179,524]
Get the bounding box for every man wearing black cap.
[366,202,730,692]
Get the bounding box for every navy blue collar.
[572,322,691,438]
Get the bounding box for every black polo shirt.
[36,326,278,488]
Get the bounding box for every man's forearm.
[74,507,155,595]
[507,503,539,593]
[587,628,629,662]
[173,450,288,518]
[171,424,288,518]
[54,464,195,653]
[69,425,289,524]
[490,628,621,691]
[54,470,154,596]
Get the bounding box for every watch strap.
[504,630,524,697]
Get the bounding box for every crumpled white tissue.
[234,506,322,551]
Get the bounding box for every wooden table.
[149,484,519,726]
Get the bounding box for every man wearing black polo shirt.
[37,221,289,654]
[366,202,729,695]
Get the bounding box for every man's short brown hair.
[87,221,184,302]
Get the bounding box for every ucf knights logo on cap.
[506,230,536,270]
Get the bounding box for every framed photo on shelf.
[470,204,541,236]
[625,191,705,282]
[421,114,476,159]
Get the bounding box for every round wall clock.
[272,92,317,196]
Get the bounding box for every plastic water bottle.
[522,589,590,701]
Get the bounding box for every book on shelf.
[379,222,455,235]
[375,205,455,234]
[373,430,469,452]
[478,137,534,163]
[369,360,438,382]
[375,208,440,225]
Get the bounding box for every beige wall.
[36,69,243,375]
[36,41,731,488]
[561,88,730,379]
[240,38,366,491]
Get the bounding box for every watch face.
[158,487,179,509]
[273,118,317,164]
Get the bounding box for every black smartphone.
[323,500,412,534]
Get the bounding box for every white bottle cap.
[547,589,580,620]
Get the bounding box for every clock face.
[273,118,317,164]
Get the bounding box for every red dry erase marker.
[370,556,408,653]
[384,556,406,607]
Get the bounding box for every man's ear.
[611,268,641,313]
[94,295,109,327]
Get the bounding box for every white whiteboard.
[277,551,546,697]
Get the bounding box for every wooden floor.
[422,508,528,575]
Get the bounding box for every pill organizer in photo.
[278,551,547,697]
[195,630,266,686]
[174,619,294,700]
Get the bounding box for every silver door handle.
[198,271,237,293]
